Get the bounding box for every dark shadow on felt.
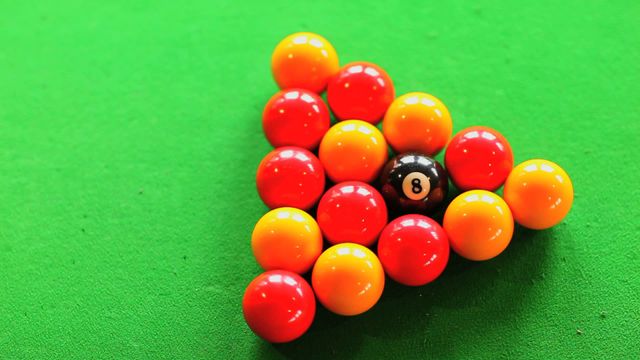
[256,223,554,359]
[269,305,366,360]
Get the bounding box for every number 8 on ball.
[402,172,431,200]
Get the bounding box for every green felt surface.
[1,0,639,359]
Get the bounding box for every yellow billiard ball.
[319,120,388,183]
[503,159,574,230]
[251,207,323,274]
[382,92,453,156]
[311,243,385,316]
[443,190,514,261]
[271,32,339,93]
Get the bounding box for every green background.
[1,0,639,358]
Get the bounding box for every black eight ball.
[379,152,449,215]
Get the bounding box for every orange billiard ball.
[382,92,453,156]
[271,32,340,93]
[311,243,385,316]
[443,190,514,261]
[503,159,574,230]
[318,120,388,183]
[252,207,323,274]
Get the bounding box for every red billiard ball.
[316,181,388,247]
[377,215,449,286]
[256,147,325,210]
[445,126,514,191]
[262,89,331,150]
[242,270,316,343]
[327,62,395,125]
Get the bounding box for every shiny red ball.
[317,181,388,247]
[327,62,395,125]
[256,147,325,210]
[444,126,514,191]
[242,270,316,343]
[262,89,331,150]
[377,214,449,286]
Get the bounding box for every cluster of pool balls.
[242,32,574,343]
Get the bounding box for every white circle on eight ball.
[401,172,431,200]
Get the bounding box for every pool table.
[1,0,638,358]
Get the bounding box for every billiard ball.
[445,126,514,191]
[256,147,325,210]
[262,89,331,150]
[242,270,316,343]
[379,153,449,215]
[443,190,514,261]
[319,120,388,183]
[503,159,573,229]
[252,207,323,274]
[326,62,395,124]
[377,214,449,286]
[316,182,387,247]
[311,243,384,316]
[271,32,339,93]
[382,92,452,156]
